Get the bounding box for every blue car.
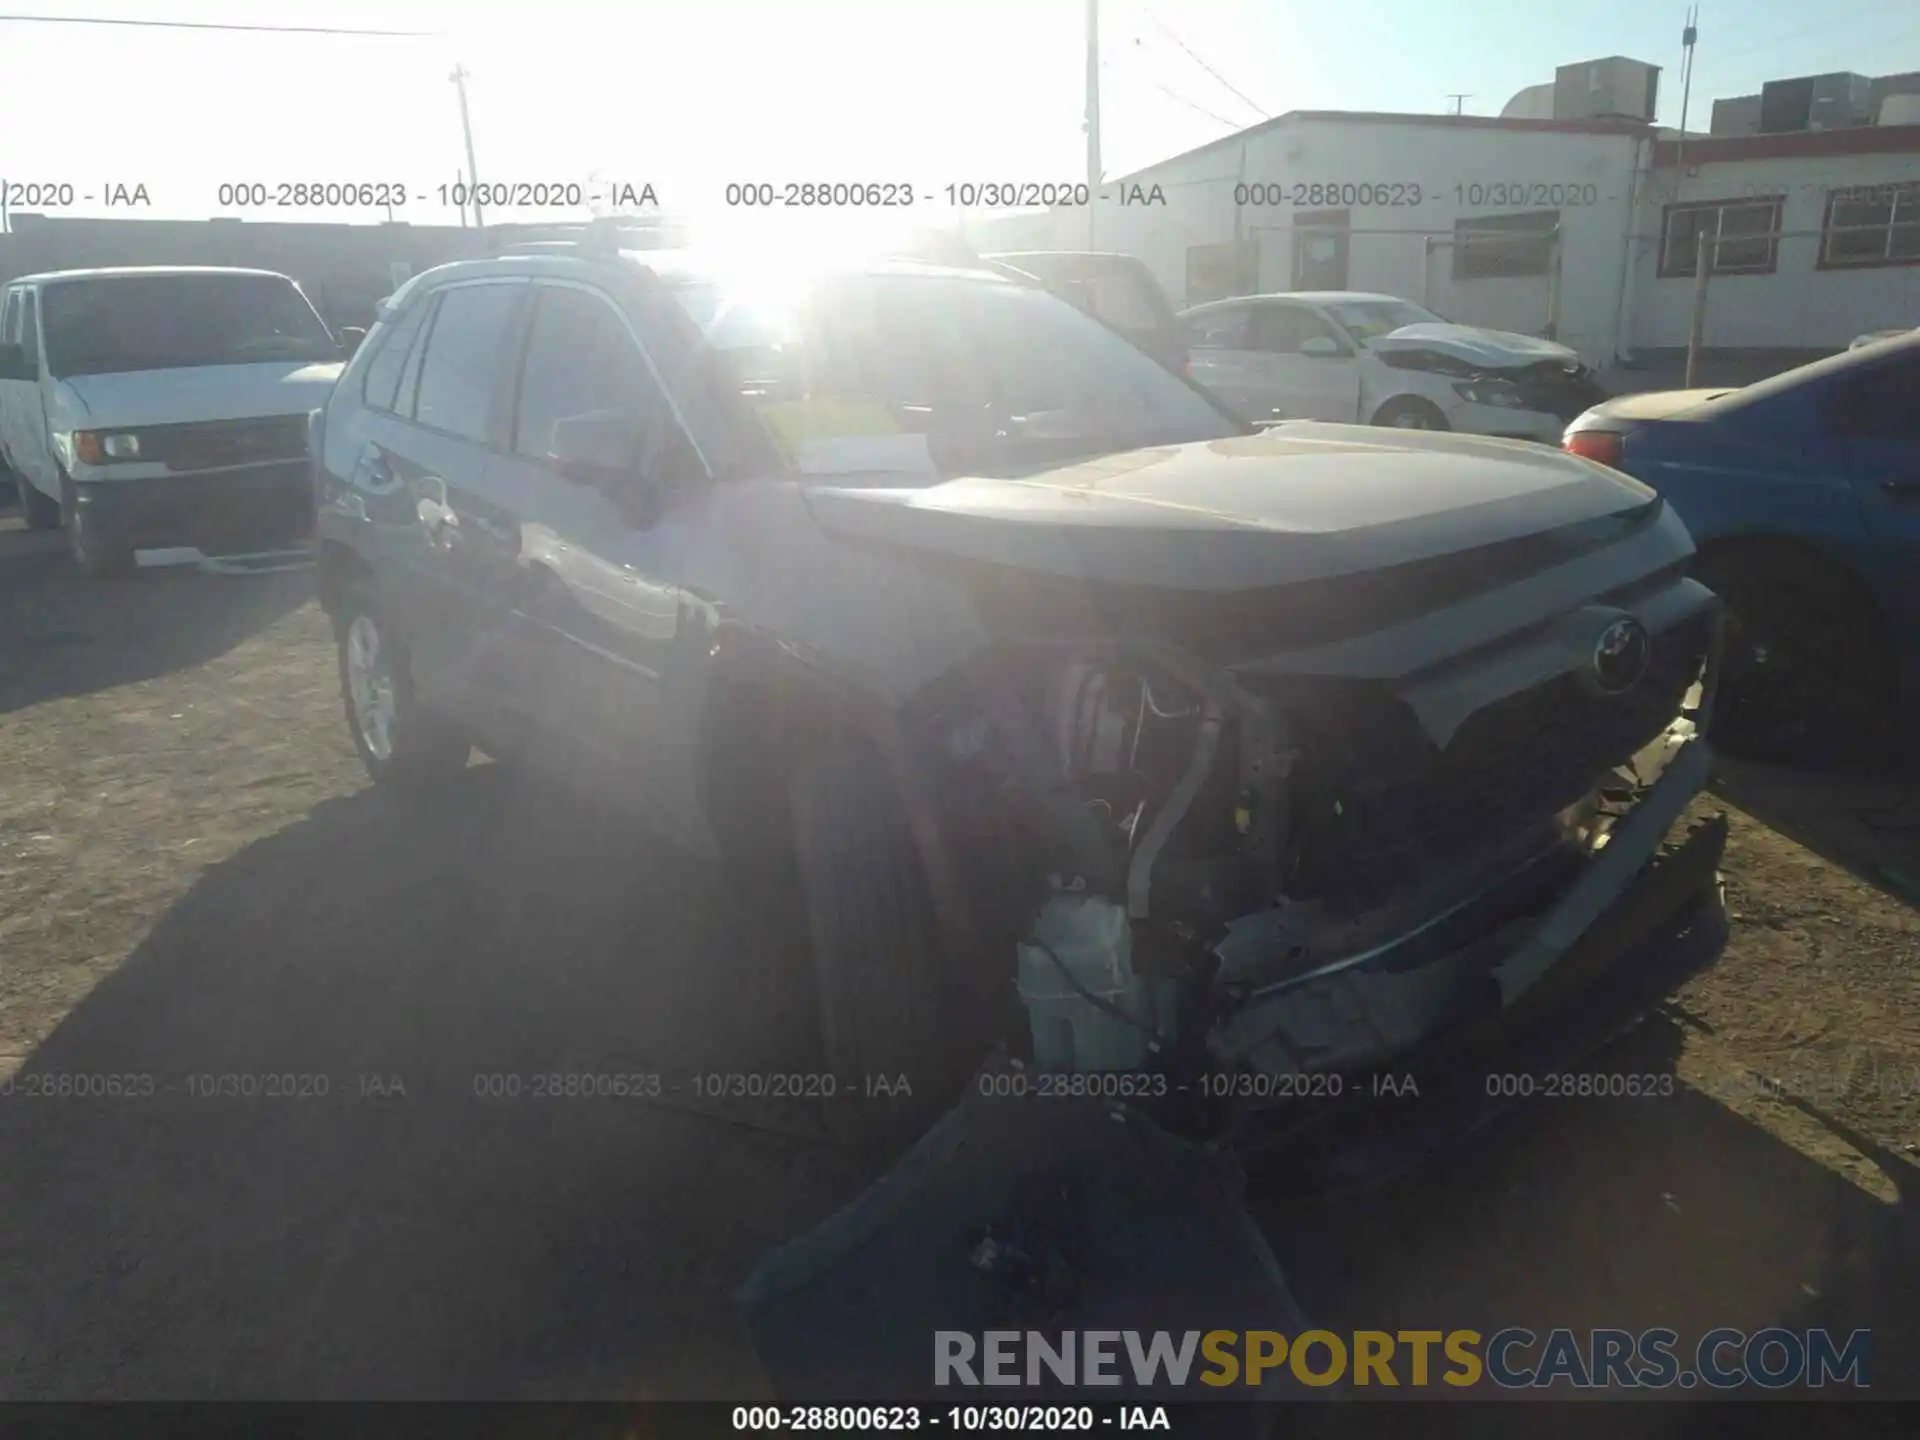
[1564,334,1920,764]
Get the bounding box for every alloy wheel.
[345,614,398,762]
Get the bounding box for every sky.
[4,0,1918,238]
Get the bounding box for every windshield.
[1322,298,1445,345]
[662,269,1242,477]
[41,274,339,377]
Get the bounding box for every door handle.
[1881,478,1920,500]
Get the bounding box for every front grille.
[1283,612,1710,915]
[145,414,310,473]
[1509,362,1609,422]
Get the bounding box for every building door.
[1292,211,1350,290]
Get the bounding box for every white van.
[0,266,350,576]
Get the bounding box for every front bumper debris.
[75,462,313,554]
[1233,805,1728,1193]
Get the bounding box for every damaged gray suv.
[312,237,1729,1164]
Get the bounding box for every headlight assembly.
[73,430,143,464]
[1452,379,1531,410]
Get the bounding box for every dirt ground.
[1,511,1915,1410]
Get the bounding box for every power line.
[1143,9,1270,120]
[1148,79,1244,131]
[1692,2,1904,72]
[0,13,432,35]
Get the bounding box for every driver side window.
[1252,305,1342,356]
[1188,307,1252,351]
[513,284,706,485]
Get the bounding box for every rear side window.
[359,298,431,413]
[19,292,36,362]
[412,283,521,442]
[1,290,18,344]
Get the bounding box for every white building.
[968,56,1920,369]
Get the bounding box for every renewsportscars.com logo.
[934,1328,1871,1390]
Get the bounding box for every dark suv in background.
[984,250,1191,375]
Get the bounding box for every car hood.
[1370,323,1582,370]
[802,424,1655,592]
[55,360,344,427]
[1577,388,1736,425]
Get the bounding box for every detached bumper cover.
[74,462,313,552]
[1216,738,1729,1189]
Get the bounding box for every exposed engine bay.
[918,586,1720,1116]
[1377,348,1609,419]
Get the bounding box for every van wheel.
[1373,396,1451,431]
[60,475,135,579]
[15,473,61,531]
[788,743,970,1151]
[334,577,472,788]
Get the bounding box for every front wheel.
[334,577,472,788]
[60,475,135,578]
[788,744,977,1151]
[1694,547,1897,768]
[15,471,61,531]
[1372,396,1451,431]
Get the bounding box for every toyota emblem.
[1589,616,1652,695]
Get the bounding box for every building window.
[1452,211,1559,280]
[1819,183,1920,270]
[1185,240,1259,305]
[1658,198,1783,278]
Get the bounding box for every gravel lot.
[1,512,1915,1408]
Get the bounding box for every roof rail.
[485,216,662,258]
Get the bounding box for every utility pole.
[1085,0,1101,248]
[1447,93,1472,116]
[1677,8,1700,174]
[450,63,484,238]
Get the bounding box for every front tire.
[788,744,974,1151]
[334,577,472,788]
[60,474,135,578]
[15,472,61,531]
[1372,396,1451,431]
[1694,546,1898,767]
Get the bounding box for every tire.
[787,743,973,1150]
[60,473,135,578]
[333,576,473,788]
[1372,396,1451,431]
[15,471,61,531]
[1694,545,1898,768]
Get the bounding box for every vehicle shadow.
[0,764,876,1399]
[1263,1009,1916,1423]
[0,755,1911,1405]
[1712,758,1920,912]
[0,526,314,714]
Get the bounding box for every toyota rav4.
[311,238,1729,1162]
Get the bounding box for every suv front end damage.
[896,498,1727,1160]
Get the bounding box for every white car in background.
[1180,291,1608,443]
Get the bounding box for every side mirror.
[0,343,35,382]
[550,411,642,483]
[1299,336,1344,359]
[337,326,368,356]
[548,411,665,525]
